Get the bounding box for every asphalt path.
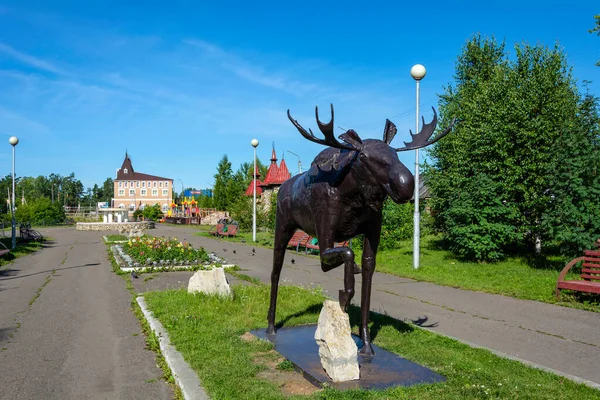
[0,228,173,400]
[154,224,600,389]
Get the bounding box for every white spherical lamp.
[9,136,19,146]
[251,138,259,148]
[410,64,427,81]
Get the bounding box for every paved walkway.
[153,225,600,388]
[0,228,173,400]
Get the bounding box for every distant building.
[244,146,290,209]
[244,164,263,197]
[112,152,173,214]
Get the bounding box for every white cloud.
[0,42,64,75]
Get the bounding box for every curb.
[136,296,209,400]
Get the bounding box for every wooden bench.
[287,230,309,252]
[556,249,600,297]
[209,223,225,236]
[222,224,239,238]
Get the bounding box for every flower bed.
[123,236,210,266]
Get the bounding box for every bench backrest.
[288,230,307,246]
[582,250,600,281]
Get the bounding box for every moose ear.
[338,129,363,150]
[383,119,397,145]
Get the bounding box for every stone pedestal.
[314,300,359,382]
[188,267,232,298]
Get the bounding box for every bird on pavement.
[223,248,228,252]
[233,250,237,254]
[131,271,138,279]
[291,259,295,264]
[248,252,254,256]
[252,248,256,254]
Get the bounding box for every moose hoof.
[353,262,362,274]
[359,343,375,357]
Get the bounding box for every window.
[118,189,124,196]
[153,181,157,188]
[141,189,147,196]
[142,181,146,188]
[129,203,135,211]
[140,204,146,210]
[130,181,133,187]
[136,181,140,188]
[165,181,169,188]
[162,203,169,212]
[159,181,163,188]
[124,168,128,174]
[162,189,168,196]
[129,189,135,196]
[152,189,158,196]
[118,203,125,208]
[124,181,128,188]
[118,181,122,188]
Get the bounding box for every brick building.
[244,146,290,209]
[112,152,173,214]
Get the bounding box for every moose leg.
[359,228,381,356]
[267,226,295,335]
[319,246,356,311]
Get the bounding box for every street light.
[251,138,259,242]
[410,64,426,270]
[9,136,18,250]
[287,150,302,174]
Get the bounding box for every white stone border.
[136,296,210,400]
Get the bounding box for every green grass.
[104,234,128,243]
[0,237,46,268]
[199,228,599,312]
[144,285,598,399]
[358,236,599,312]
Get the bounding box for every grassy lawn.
[0,237,46,268]
[362,236,599,312]
[196,229,599,312]
[144,285,598,399]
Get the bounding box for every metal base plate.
[251,324,445,390]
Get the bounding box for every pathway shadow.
[0,263,100,281]
[347,305,414,342]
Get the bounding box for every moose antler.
[395,107,456,152]
[287,104,355,151]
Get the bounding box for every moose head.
[267,104,454,357]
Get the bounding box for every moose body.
[267,105,454,356]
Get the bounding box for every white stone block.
[187,267,232,298]
[314,300,360,382]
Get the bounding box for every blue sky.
[0,1,598,192]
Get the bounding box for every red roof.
[260,147,291,187]
[244,179,263,196]
[244,164,263,196]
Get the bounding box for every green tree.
[213,155,233,211]
[541,93,600,255]
[425,34,590,260]
[591,14,600,66]
[101,178,114,204]
[142,204,163,221]
[16,197,65,224]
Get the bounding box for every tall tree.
[425,34,591,260]
[213,155,233,211]
[591,14,600,66]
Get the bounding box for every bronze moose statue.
[267,104,454,356]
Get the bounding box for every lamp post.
[251,138,259,242]
[410,64,426,270]
[287,150,302,174]
[9,136,18,250]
